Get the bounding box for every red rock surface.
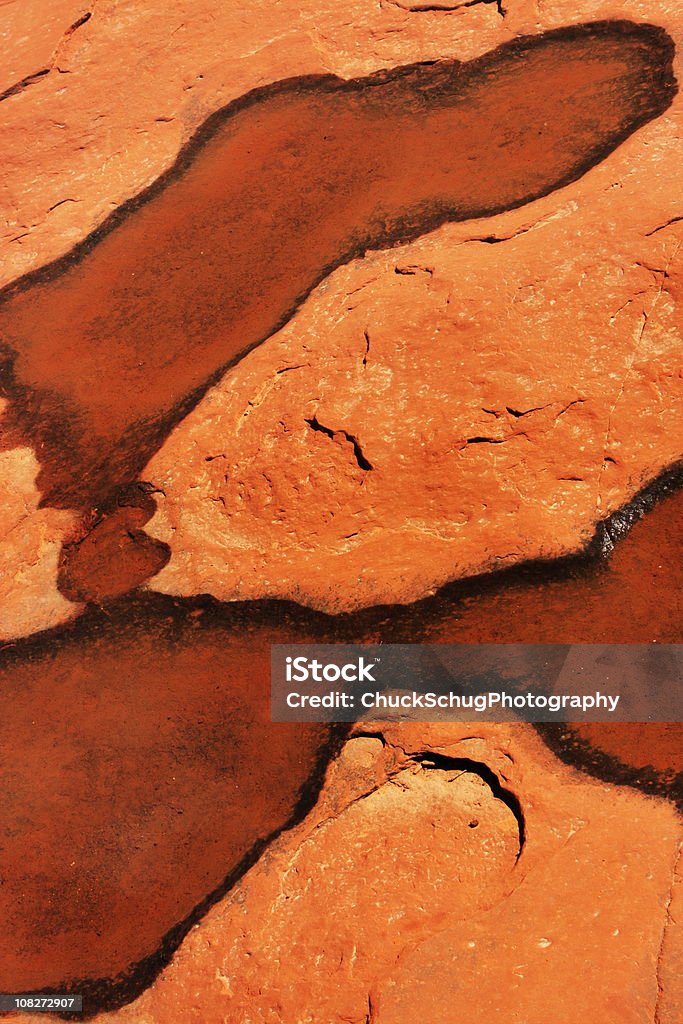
[570,723,683,776]
[0,1,681,634]
[57,487,170,603]
[3,23,671,515]
[416,481,683,645]
[0,4,680,1022]
[137,5,683,614]
[0,414,81,640]
[144,186,683,611]
[6,724,675,1024]
[0,586,678,1012]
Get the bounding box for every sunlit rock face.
[0,406,81,641]
[144,201,683,612]
[6,724,675,1024]
[134,11,683,614]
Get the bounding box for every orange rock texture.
[0,402,81,639]
[0,1,681,634]
[7,725,680,1024]
[0,5,681,1021]
[136,3,683,613]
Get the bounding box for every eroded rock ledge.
[7,723,679,1023]
[144,194,683,612]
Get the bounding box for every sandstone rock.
[6,723,673,1024]
[0,1,681,630]
[566,723,683,777]
[0,12,680,1024]
[144,198,683,611]
[417,483,683,645]
[138,3,683,613]
[0,402,81,641]
[657,850,683,1024]
[0,0,528,289]
[7,21,669,513]
[57,486,170,604]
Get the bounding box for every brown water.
[0,603,341,998]
[0,20,675,513]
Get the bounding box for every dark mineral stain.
[0,20,676,521]
[537,722,683,807]
[400,476,683,812]
[416,470,683,646]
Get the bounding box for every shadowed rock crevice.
[412,750,526,858]
[305,415,374,471]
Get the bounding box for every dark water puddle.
[0,599,345,1004]
[0,21,675,518]
[538,723,683,810]
[0,479,680,1010]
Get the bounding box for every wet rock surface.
[0,602,339,993]
[0,592,679,1014]
[143,191,683,611]
[57,486,170,604]
[1,22,672,514]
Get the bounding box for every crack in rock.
[305,415,374,471]
[0,11,93,103]
[382,0,504,16]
